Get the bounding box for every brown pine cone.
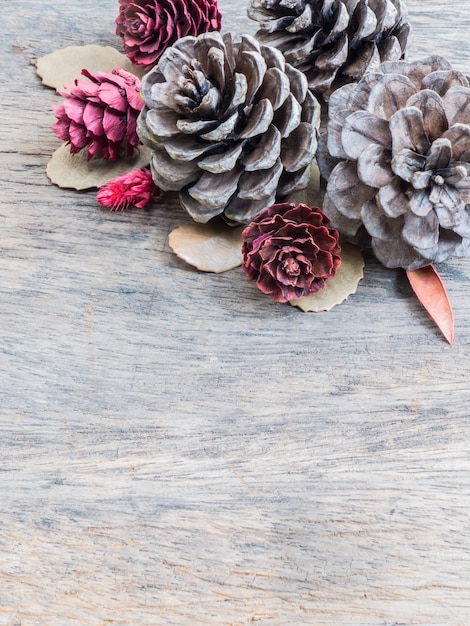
[138,31,321,224]
[247,0,411,99]
[318,55,470,270]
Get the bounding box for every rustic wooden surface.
[2,1,470,624]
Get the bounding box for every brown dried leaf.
[36,44,144,91]
[46,144,152,190]
[406,265,454,344]
[291,241,364,312]
[168,222,244,273]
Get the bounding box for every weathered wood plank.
[1,0,470,624]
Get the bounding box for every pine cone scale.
[328,161,376,219]
[409,91,448,140]
[150,151,200,190]
[256,68,291,109]
[238,159,283,199]
[242,125,281,170]
[200,112,238,141]
[273,93,302,137]
[367,75,416,119]
[281,122,317,171]
[403,212,438,249]
[162,135,217,161]
[189,168,244,209]
[199,143,244,173]
[351,4,378,44]
[443,89,470,127]
[236,51,267,105]
[287,4,313,33]
[342,111,392,159]
[361,199,403,241]
[315,35,348,71]
[237,99,274,139]
[357,144,393,187]
[389,108,429,155]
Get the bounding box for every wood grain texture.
[2,1,470,624]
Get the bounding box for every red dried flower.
[242,203,341,303]
[52,68,143,161]
[97,167,159,210]
[115,0,222,70]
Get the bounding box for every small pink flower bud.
[97,168,160,211]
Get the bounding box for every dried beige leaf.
[291,241,364,312]
[36,44,144,91]
[168,222,244,273]
[46,144,152,190]
[289,160,322,207]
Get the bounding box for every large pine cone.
[317,55,470,270]
[247,0,411,98]
[138,31,321,224]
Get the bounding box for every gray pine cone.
[247,0,411,99]
[138,31,321,224]
[317,55,470,270]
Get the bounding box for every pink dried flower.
[242,202,342,303]
[115,0,222,71]
[97,167,160,211]
[52,68,143,161]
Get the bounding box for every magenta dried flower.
[97,167,159,210]
[115,0,222,71]
[52,68,144,161]
[242,202,341,303]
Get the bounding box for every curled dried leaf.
[406,265,454,344]
[168,222,244,273]
[36,44,144,91]
[46,144,152,190]
[291,241,364,312]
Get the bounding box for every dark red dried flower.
[242,203,341,303]
[115,0,222,71]
[97,167,160,210]
[52,68,143,161]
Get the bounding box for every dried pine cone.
[52,68,143,161]
[138,31,321,224]
[242,202,341,302]
[247,0,411,98]
[116,0,222,71]
[317,55,470,269]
